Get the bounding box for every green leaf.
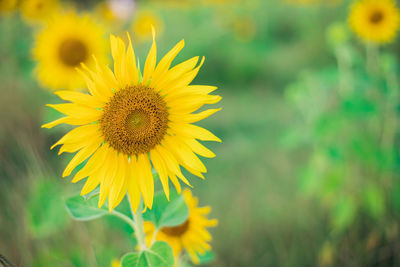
[121,241,174,267]
[197,250,215,264]
[143,191,189,228]
[65,193,108,221]
[83,187,100,200]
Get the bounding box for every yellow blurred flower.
[20,0,58,23]
[349,0,400,43]
[131,10,163,41]
[43,32,221,211]
[95,1,117,24]
[285,0,342,5]
[232,15,256,42]
[144,190,218,264]
[111,259,121,267]
[0,0,18,14]
[33,12,108,90]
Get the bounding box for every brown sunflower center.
[100,85,169,155]
[370,10,384,24]
[59,38,88,67]
[161,220,190,237]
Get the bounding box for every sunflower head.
[0,0,17,14]
[21,0,58,23]
[131,11,164,41]
[43,31,221,212]
[144,190,218,264]
[33,12,108,90]
[349,0,400,43]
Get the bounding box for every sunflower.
[43,31,221,212]
[0,0,18,14]
[131,10,164,41]
[33,12,108,90]
[20,0,58,23]
[349,0,400,43]
[144,190,218,264]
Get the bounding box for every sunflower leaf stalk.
[129,196,147,251]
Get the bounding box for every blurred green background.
[2,0,400,266]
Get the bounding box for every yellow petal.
[137,154,154,209]
[46,104,101,121]
[62,136,103,177]
[80,175,101,196]
[186,85,218,95]
[42,116,98,128]
[108,154,128,211]
[155,56,199,90]
[150,148,170,200]
[151,39,184,86]
[142,28,157,84]
[171,123,221,142]
[169,174,181,194]
[110,34,127,86]
[98,149,119,208]
[126,32,139,85]
[169,108,221,124]
[54,91,104,108]
[72,144,108,183]
[162,57,205,95]
[167,95,221,113]
[182,139,216,158]
[77,65,110,102]
[93,57,120,93]
[127,156,141,212]
[163,137,207,173]
[51,124,100,150]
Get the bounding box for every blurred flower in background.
[349,0,400,43]
[131,9,163,41]
[144,190,218,265]
[0,0,17,14]
[33,11,108,90]
[20,0,59,24]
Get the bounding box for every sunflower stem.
[128,196,147,251]
[366,42,379,76]
[110,210,137,232]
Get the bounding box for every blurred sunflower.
[43,32,221,211]
[144,190,218,264]
[33,12,108,90]
[21,0,58,23]
[0,0,17,14]
[95,1,117,24]
[110,259,121,267]
[131,10,164,41]
[349,0,400,43]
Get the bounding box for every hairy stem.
[128,196,147,251]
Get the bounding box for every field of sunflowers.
[2,0,400,266]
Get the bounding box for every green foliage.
[65,191,108,221]
[27,179,69,238]
[286,32,400,238]
[143,191,189,229]
[121,241,174,267]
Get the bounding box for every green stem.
[128,196,147,251]
[366,42,379,76]
[110,209,137,232]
